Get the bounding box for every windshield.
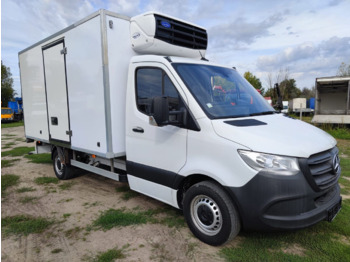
[172,63,274,119]
[1,108,13,114]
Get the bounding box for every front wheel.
[183,181,241,246]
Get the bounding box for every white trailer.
[312,76,350,124]
[19,9,342,246]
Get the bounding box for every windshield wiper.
[249,111,275,117]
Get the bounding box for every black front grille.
[307,147,341,190]
[154,14,207,50]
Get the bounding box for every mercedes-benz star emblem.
[332,155,340,174]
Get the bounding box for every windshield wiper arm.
[249,111,275,117]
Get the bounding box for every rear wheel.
[53,149,73,180]
[183,181,241,246]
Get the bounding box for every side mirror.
[152,96,169,126]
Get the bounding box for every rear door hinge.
[66,130,72,136]
[60,47,67,55]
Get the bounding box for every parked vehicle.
[312,76,350,124]
[7,97,23,120]
[281,101,288,113]
[1,107,14,122]
[19,10,342,246]
[307,97,315,111]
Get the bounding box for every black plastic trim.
[224,119,267,127]
[225,169,341,231]
[126,161,183,189]
[154,14,207,50]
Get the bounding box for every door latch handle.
[132,127,144,133]
[51,117,58,125]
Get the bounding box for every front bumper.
[1,118,14,122]
[226,169,341,231]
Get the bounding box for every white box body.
[19,10,136,158]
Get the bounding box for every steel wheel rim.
[190,194,222,236]
[54,154,64,176]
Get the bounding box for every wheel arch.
[176,173,241,217]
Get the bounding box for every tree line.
[243,61,350,104]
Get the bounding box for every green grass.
[34,176,59,185]
[63,213,71,218]
[65,226,83,238]
[159,208,186,228]
[1,146,34,157]
[16,187,36,193]
[94,247,126,262]
[92,206,185,232]
[51,248,63,254]
[325,127,350,140]
[1,158,20,167]
[58,182,74,190]
[1,121,24,128]
[2,134,16,137]
[93,208,149,230]
[24,153,52,164]
[3,142,16,148]
[115,185,140,200]
[1,174,20,196]
[19,196,39,204]
[1,215,53,236]
[220,202,350,262]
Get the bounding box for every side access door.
[126,63,188,206]
[42,40,71,143]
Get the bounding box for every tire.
[183,181,241,246]
[52,149,73,180]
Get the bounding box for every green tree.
[280,78,301,101]
[300,86,315,99]
[337,62,350,76]
[1,61,16,107]
[244,71,264,95]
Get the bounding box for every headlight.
[238,150,299,175]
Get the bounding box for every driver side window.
[136,67,181,116]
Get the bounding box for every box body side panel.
[65,16,107,154]
[19,43,51,141]
[107,15,136,156]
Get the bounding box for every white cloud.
[1,0,350,94]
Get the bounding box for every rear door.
[43,40,71,143]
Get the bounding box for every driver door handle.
[132,127,144,133]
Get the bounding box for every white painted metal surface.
[130,12,206,58]
[19,47,50,141]
[106,15,137,156]
[64,15,108,155]
[288,98,307,112]
[125,61,187,173]
[43,42,70,142]
[179,117,257,187]
[312,115,350,124]
[128,175,179,208]
[212,114,336,158]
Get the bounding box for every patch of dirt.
[281,243,306,256]
[1,126,225,262]
[333,234,350,246]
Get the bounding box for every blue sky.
[1,0,350,96]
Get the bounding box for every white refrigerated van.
[19,9,342,246]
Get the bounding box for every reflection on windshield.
[172,63,274,119]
